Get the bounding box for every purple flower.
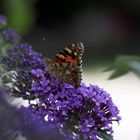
[19,106,69,140]
[0,15,7,29]
[12,71,35,100]
[1,44,46,100]
[2,43,46,71]
[1,42,121,140]
[30,68,121,140]
[0,88,69,140]
[2,28,20,43]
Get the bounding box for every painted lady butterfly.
[47,42,84,87]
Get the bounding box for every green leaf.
[127,61,140,76]
[107,56,129,79]
[3,0,36,34]
[98,130,113,140]
[106,55,140,79]
[103,66,114,72]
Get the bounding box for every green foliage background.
[2,0,36,34]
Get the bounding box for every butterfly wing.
[47,42,84,87]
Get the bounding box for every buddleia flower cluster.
[0,15,121,140]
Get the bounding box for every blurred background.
[0,0,140,140]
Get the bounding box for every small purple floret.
[2,28,20,43]
[0,15,7,29]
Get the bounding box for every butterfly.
[46,42,84,87]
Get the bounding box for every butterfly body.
[47,42,84,87]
